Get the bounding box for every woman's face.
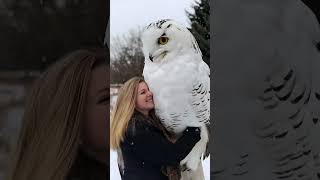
[83,64,109,162]
[135,82,154,115]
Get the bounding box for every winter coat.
[120,110,201,180]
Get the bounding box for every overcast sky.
[110,0,198,41]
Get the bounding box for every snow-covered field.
[0,83,26,180]
[110,150,210,180]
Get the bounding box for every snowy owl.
[141,19,210,179]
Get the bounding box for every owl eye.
[158,36,169,45]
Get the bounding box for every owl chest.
[145,62,197,87]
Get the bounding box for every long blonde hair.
[7,48,107,180]
[110,77,145,150]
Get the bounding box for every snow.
[110,150,210,179]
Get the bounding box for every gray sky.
[110,0,198,41]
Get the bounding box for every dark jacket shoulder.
[125,111,157,137]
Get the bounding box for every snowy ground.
[0,83,26,179]
[110,150,210,180]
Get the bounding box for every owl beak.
[149,54,153,62]
[149,49,168,62]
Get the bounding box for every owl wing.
[192,61,211,159]
[212,0,320,179]
[191,60,210,126]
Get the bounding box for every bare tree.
[110,29,145,84]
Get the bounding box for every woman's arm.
[124,121,201,166]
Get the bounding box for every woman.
[7,48,109,180]
[110,77,201,180]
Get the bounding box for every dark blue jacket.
[120,111,201,180]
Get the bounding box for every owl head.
[141,19,202,63]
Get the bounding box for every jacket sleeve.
[125,120,201,166]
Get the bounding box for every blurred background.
[109,0,210,179]
[0,0,107,178]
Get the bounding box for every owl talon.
[180,155,201,171]
[181,164,188,172]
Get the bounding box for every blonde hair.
[110,77,145,150]
[7,48,107,180]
